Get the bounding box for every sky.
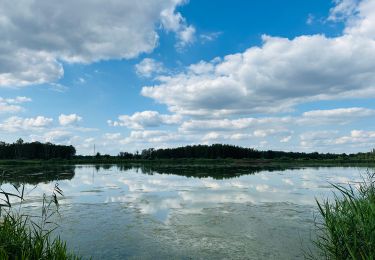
[1,0,375,155]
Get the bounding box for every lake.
[0,164,371,259]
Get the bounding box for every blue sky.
[1,0,375,155]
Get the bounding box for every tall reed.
[314,172,375,259]
[0,183,81,259]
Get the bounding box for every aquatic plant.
[313,171,375,259]
[0,183,81,259]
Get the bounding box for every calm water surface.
[0,165,370,259]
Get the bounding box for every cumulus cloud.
[335,130,375,145]
[0,96,31,113]
[135,58,165,78]
[303,107,374,117]
[43,130,72,143]
[280,136,292,143]
[120,130,176,144]
[253,129,288,138]
[179,117,290,133]
[0,116,53,132]
[299,130,340,148]
[104,133,122,140]
[178,106,374,136]
[0,0,193,87]
[202,132,221,141]
[109,111,181,129]
[141,0,375,117]
[299,129,375,151]
[59,114,82,126]
[299,107,375,125]
[328,0,360,21]
[160,4,196,48]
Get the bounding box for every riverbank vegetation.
[119,144,375,161]
[314,172,375,259]
[0,139,75,160]
[0,141,374,166]
[0,184,80,259]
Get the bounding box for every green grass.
[313,172,375,259]
[0,213,79,259]
[0,184,81,259]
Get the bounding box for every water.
[0,164,370,259]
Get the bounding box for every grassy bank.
[314,172,375,259]
[0,214,79,259]
[0,185,81,259]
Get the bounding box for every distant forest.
[1,140,374,161]
[117,144,375,161]
[0,139,76,159]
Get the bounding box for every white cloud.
[300,131,339,148]
[299,107,375,125]
[302,107,374,118]
[202,132,221,141]
[328,0,359,21]
[0,116,53,132]
[174,105,373,145]
[104,133,122,140]
[160,4,196,49]
[200,32,222,43]
[0,96,31,113]
[141,0,375,117]
[135,58,165,78]
[84,138,95,143]
[179,117,292,133]
[298,129,375,151]
[0,0,192,87]
[109,111,181,129]
[253,129,288,138]
[42,130,72,143]
[176,25,196,49]
[230,133,253,140]
[59,114,82,126]
[306,14,315,25]
[280,136,292,143]
[4,96,32,104]
[345,0,375,36]
[121,130,170,144]
[188,60,216,75]
[335,130,375,145]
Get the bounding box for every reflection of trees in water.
[112,163,299,180]
[138,165,296,179]
[0,165,76,185]
[98,163,375,179]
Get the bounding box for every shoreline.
[1,158,374,167]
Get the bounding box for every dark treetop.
[0,139,76,160]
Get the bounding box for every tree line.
[118,144,375,161]
[2,140,374,161]
[0,139,76,159]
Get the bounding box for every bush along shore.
[313,171,375,259]
[1,141,375,163]
[0,184,81,259]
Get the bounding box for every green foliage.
[0,183,81,259]
[313,172,375,259]
[118,144,375,161]
[0,140,76,160]
[0,214,79,259]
